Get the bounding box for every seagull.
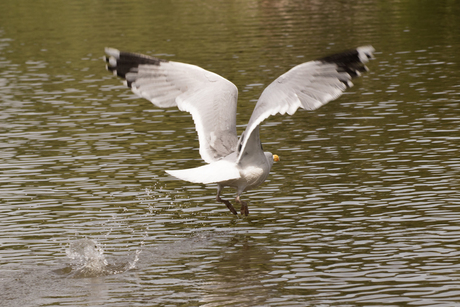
[104,46,374,216]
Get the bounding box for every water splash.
[65,239,140,278]
[65,239,109,277]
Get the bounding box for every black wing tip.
[319,46,374,63]
[318,45,375,80]
[103,47,168,80]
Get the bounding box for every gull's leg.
[216,186,237,215]
[236,195,249,216]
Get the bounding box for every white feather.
[236,46,374,163]
[166,160,240,184]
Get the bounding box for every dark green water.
[1,0,460,306]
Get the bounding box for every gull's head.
[265,152,279,169]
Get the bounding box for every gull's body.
[104,46,374,215]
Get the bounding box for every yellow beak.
[273,154,280,162]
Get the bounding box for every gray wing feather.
[105,48,239,163]
[236,46,374,163]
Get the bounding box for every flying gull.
[104,46,375,215]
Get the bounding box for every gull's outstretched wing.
[105,48,239,163]
[236,46,375,163]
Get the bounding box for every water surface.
[1,0,460,306]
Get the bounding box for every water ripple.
[1,0,460,306]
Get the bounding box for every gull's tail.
[166,160,240,185]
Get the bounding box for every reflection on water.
[1,0,460,306]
